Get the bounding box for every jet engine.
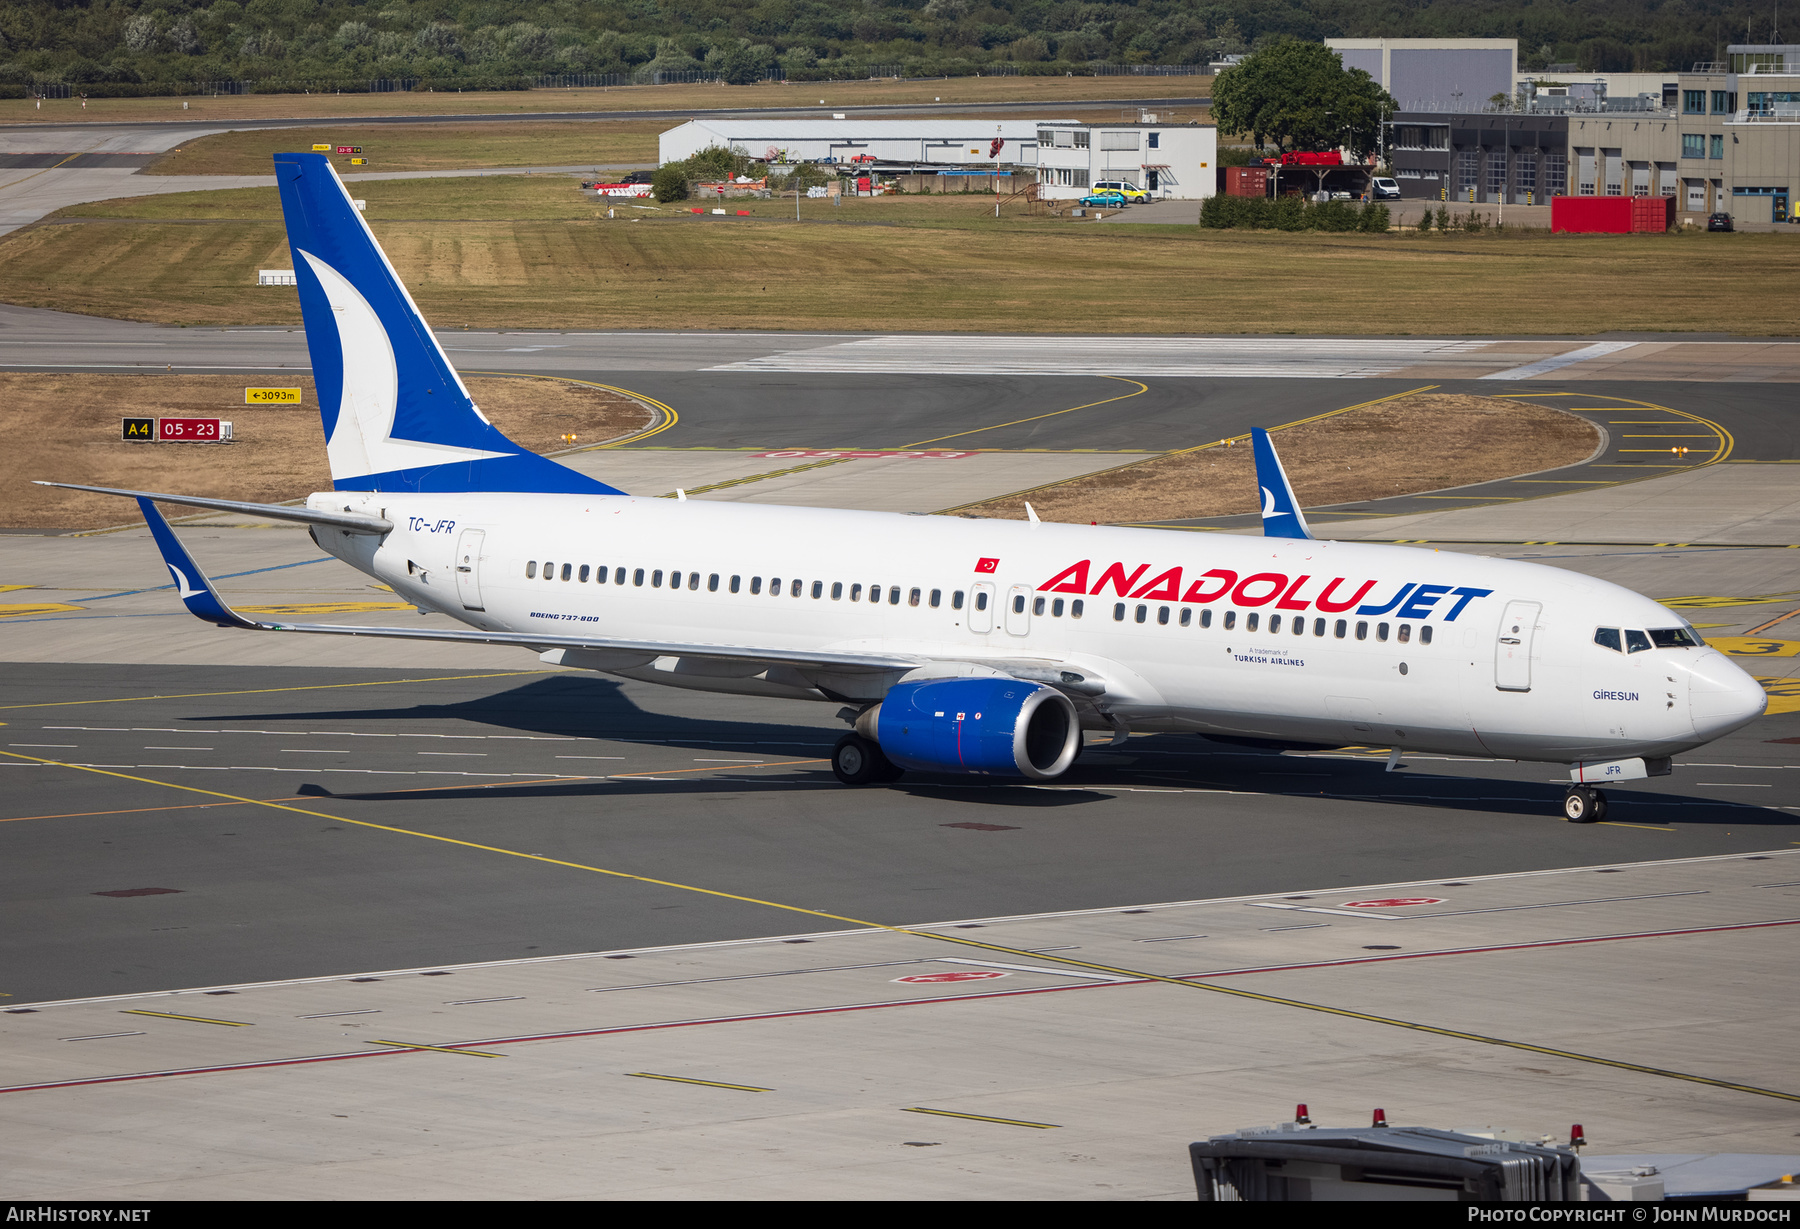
[862,676,1081,780]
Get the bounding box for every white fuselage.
[308,490,1765,765]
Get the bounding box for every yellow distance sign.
[245,388,302,405]
[312,143,331,151]
[350,157,367,165]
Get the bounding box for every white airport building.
[658,118,1054,168]
[1034,120,1217,200]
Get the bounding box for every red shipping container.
[1225,166,1270,198]
[1552,195,1674,233]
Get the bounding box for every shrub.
[651,164,689,203]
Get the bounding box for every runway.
[4,308,1800,1194]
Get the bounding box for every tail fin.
[1250,428,1314,540]
[274,152,621,496]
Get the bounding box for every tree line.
[0,1,1771,93]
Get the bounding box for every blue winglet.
[1250,428,1314,540]
[136,497,256,629]
[273,152,623,497]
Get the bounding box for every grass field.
[147,120,665,176]
[9,176,1798,335]
[0,75,1211,128]
[3,373,651,530]
[956,393,1598,524]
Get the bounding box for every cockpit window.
[1624,629,1652,653]
[1594,627,1622,652]
[1650,627,1701,648]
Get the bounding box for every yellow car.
[1091,179,1150,201]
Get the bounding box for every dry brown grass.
[957,394,1599,524]
[2,374,650,529]
[146,120,664,176]
[0,76,1211,127]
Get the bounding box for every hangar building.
[658,119,1053,169]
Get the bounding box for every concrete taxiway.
[3,307,1799,1195]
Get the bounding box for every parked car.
[1370,177,1402,200]
[1707,212,1734,231]
[1079,190,1129,208]
[1091,180,1149,201]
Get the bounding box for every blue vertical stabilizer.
[274,152,622,496]
[1250,428,1314,540]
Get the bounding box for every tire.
[832,733,884,786]
[1590,789,1609,822]
[1564,787,1598,823]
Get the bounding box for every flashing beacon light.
[1294,1104,1312,1125]
[1570,1124,1586,1151]
[1371,1108,1389,1128]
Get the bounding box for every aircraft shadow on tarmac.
[199,676,1795,824]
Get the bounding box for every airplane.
[41,152,1768,823]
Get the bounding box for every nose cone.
[1689,649,1768,741]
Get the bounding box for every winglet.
[1250,428,1314,540]
[135,497,257,629]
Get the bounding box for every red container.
[1225,166,1270,198]
[1552,195,1674,234]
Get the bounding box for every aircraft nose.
[1688,649,1768,740]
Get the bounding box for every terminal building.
[658,118,1053,170]
[1381,42,1800,225]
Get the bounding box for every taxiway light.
[1294,1104,1311,1124]
[1371,1108,1389,1128]
[1570,1124,1586,1150]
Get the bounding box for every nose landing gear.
[1563,786,1608,823]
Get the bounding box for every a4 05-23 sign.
[122,417,233,442]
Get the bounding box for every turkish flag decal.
[975,557,1000,573]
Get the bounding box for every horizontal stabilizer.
[37,481,392,534]
[1250,428,1314,540]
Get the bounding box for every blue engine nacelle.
[873,677,1081,780]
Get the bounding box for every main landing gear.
[1563,786,1609,823]
[832,733,904,786]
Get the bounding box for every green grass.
[146,120,663,176]
[12,177,1800,335]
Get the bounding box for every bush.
[1199,194,1390,233]
[651,164,689,203]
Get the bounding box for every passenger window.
[526,561,537,578]
[1135,604,1148,623]
[1158,605,1170,625]
[615,568,626,585]
[1114,603,1126,621]
[729,575,740,593]
[1270,615,1282,633]
[953,590,965,609]
[1377,622,1389,641]
[750,577,762,595]
[1594,627,1623,652]
[579,565,590,583]
[1247,613,1259,632]
[1032,595,1043,615]
[870,583,882,603]
[975,592,988,611]
[1053,598,1066,617]
[770,577,781,596]
[1200,608,1212,628]
[1224,610,1236,630]
[1071,600,1083,618]
[597,565,608,584]
[1293,617,1304,636]
[1625,629,1652,653]
[1179,607,1190,627]
[1014,595,1026,614]
[708,573,719,592]
[543,561,555,580]
[1335,619,1347,639]
[914,589,925,608]
[1313,618,1326,636]
[813,581,824,599]
[1356,621,1368,640]
[633,568,645,587]
[669,571,680,588]
[1420,625,1433,645]
[790,579,801,597]
[889,587,901,605]
[851,584,863,601]
[652,570,663,588]
[1398,624,1411,643]
[930,589,941,607]
[689,573,700,591]
[561,563,571,581]
[832,582,843,600]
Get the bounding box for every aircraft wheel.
[832,733,886,786]
[1590,789,1609,822]
[1564,786,1601,823]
